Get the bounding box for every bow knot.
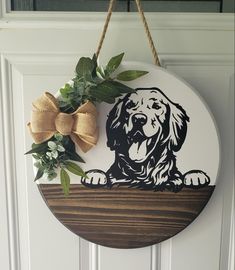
[55,113,74,135]
[28,92,98,153]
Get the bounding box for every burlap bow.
[28,92,98,153]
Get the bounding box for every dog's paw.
[81,170,108,188]
[165,178,184,192]
[151,177,168,191]
[151,169,183,192]
[184,170,210,188]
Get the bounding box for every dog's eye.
[126,101,135,109]
[152,103,161,110]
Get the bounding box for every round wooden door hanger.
[38,62,220,249]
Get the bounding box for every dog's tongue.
[129,139,148,162]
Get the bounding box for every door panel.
[0,13,234,270]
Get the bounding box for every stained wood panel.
[39,184,214,248]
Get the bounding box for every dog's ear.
[106,99,125,150]
[168,103,189,152]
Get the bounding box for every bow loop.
[33,92,59,112]
[28,92,98,153]
[73,113,97,136]
[31,111,57,133]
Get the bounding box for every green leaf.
[106,53,124,75]
[76,57,95,79]
[96,66,105,79]
[34,161,41,168]
[25,143,48,155]
[60,83,73,99]
[62,137,85,163]
[48,141,57,150]
[54,133,63,141]
[66,151,85,163]
[60,168,70,196]
[57,145,65,152]
[92,53,97,62]
[90,81,121,103]
[65,161,87,178]
[58,100,71,109]
[100,96,116,104]
[116,70,149,81]
[92,54,98,68]
[108,81,135,93]
[92,54,98,77]
[34,167,44,181]
[47,171,57,181]
[59,104,74,113]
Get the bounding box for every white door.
[0,5,234,270]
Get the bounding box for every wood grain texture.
[39,185,215,248]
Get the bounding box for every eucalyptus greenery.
[26,52,148,196]
[26,134,86,196]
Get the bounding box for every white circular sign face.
[37,62,220,248]
[39,62,220,188]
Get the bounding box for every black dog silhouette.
[82,88,210,191]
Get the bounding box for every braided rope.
[134,0,161,66]
[96,0,161,66]
[96,0,116,58]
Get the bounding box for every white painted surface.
[37,63,220,186]
[0,6,234,270]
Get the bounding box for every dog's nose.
[132,113,147,126]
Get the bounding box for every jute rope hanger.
[96,0,161,67]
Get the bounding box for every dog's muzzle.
[127,113,158,163]
[132,113,147,127]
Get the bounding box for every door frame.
[0,2,234,270]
